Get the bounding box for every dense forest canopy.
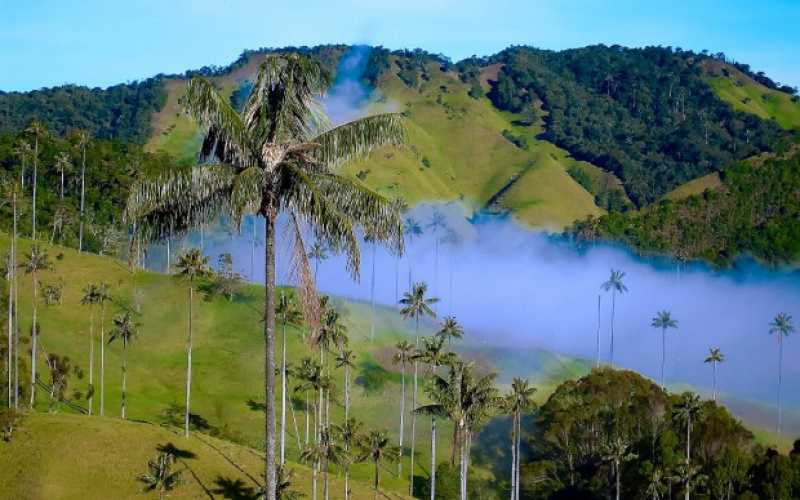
[488,45,786,205]
[568,143,800,266]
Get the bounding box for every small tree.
[651,310,678,388]
[601,269,628,366]
[138,452,182,499]
[108,312,138,419]
[704,347,724,402]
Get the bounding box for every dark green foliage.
[354,360,393,394]
[568,148,800,265]
[0,80,166,143]
[392,49,451,89]
[488,45,784,205]
[455,57,486,99]
[567,165,593,192]
[522,368,799,499]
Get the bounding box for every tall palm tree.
[399,281,438,493]
[138,452,182,500]
[602,436,637,500]
[673,392,702,500]
[54,152,73,200]
[25,121,48,240]
[307,242,328,283]
[96,282,111,416]
[315,307,346,429]
[646,468,668,500]
[75,130,90,253]
[174,248,211,437]
[392,339,414,475]
[601,269,628,366]
[1,178,22,408]
[335,349,355,420]
[80,283,102,415]
[3,253,13,408]
[361,430,399,497]
[125,54,404,499]
[403,216,423,290]
[293,357,320,447]
[436,316,464,346]
[769,313,793,434]
[333,417,363,500]
[300,439,323,500]
[414,335,455,500]
[704,347,724,402]
[108,312,138,419]
[23,244,52,408]
[277,291,302,464]
[651,310,678,388]
[505,378,536,500]
[13,140,32,190]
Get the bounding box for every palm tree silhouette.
[673,392,703,500]
[1,178,22,408]
[769,312,793,434]
[651,310,678,388]
[392,339,414,475]
[137,452,182,499]
[174,248,211,437]
[108,311,138,419]
[24,121,48,239]
[505,378,536,500]
[96,283,111,416]
[335,349,355,420]
[125,53,405,498]
[23,244,52,408]
[332,417,363,500]
[307,242,328,283]
[277,291,302,464]
[80,283,101,415]
[704,347,724,402]
[399,281,438,493]
[602,436,637,500]
[436,316,464,346]
[73,130,90,252]
[54,152,73,200]
[601,269,628,366]
[361,430,400,497]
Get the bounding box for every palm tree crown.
[769,313,794,338]
[651,310,678,330]
[704,347,724,364]
[109,312,138,347]
[602,269,628,294]
[399,282,438,324]
[436,316,464,344]
[175,248,211,283]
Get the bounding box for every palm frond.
[311,113,405,169]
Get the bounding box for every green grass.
[0,412,401,500]
[704,61,800,130]
[663,172,722,201]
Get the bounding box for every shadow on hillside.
[212,476,260,499]
[157,442,197,460]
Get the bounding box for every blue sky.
[1,0,798,92]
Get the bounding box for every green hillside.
[704,60,800,130]
[0,412,395,500]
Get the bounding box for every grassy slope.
[704,60,800,130]
[0,413,397,500]
[663,172,722,201]
[146,56,603,230]
[0,234,591,495]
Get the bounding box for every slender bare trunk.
[79,142,86,252]
[595,295,601,368]
[184,286,193,437]
[281,318,287,464]
[410,318,419,495]
[661,328,666,388]
[344,364,350,420]
[515,412,522,500]
[88,309,94,415]
[121,341,127,419]
[6,202,14,407]
[100,302,105,416]
[32,136,38,239]
[431,416,437,500]
[398,361,405,475]
[712,361,717,402]
[510,413,516,500]
[610,290,616,366]
[369,243,376,341]
[29,271,38,408]
[777,339,783,434]
[264,211,278,499]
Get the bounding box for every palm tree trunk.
[311,460,318,500]
[100,303,106,416]
[10,195,17,408]
[264,212,278,499]
[712,361,717,402]
[79,141,86,253]
[510,413,516,500]
[515,413,522,500]
[6,209,14,407]
[410,317,419,496]
[459,426,467,500]
[661,328,666,388]
[30,272,38,408]
[88,309,94,415]
[369,242,376,341]
[431,416,437,500]
[615,461,621,500]
[344,364,350,420]
[777,339,783,434]
[184,285,193,437]
[610,290,616,366]
[121,343,127,419]
[324,459,329,500]
[60,170,64,199]
[398,362,405,475]
[395,255,399,309]
[595,295,601,368]
[305,391,310,445]
[281,319,287,464]
[32,136,38,239]
[344,465,349,500]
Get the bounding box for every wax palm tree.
[74,130,90,252]
[274,464,303,500]
[54,151,73,200]
[3,253,13,408]
[315,307,345,429]
[13,140,32,190]
[95,282,111,416]
[332,417,363,500]
[414,335,455,500]
[651,310,678,388]
[277,291,302,464]
[505,378,536,500]
[602,436,637,500]
[301,427,342,500]
[403,216,423,290]
[335,349,355,420]
[601,269,628,366]
[392,339,414,474]
[399,281,438,492]
[125,54,405,498]
[769,312,793,434]
[23,244,52,408]
[108,312,138,419]
[174,248,211,437]
[307,242,328,283]
[437,315,464,346]
[673,392,702,500]
[138,452,182,499]
[360,430,400,496]
[704,347,724,402]
[1,177,22,408]
[80,283,101,414]
[674,462,706,500]
[25,121,48,239]
[646,467,668,500]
